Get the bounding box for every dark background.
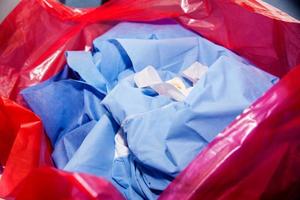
[264,0,300,19]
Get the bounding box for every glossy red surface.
[15,167,124,200]
[0,0,299,199]
[0,97,53,197]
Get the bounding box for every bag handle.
[36,0,299,24]
[36,0,185,23]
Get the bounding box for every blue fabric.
[61,0,103,8]
[64,114,118,178]
[22,21,278,200]
[52,120,97,168]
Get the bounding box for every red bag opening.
[0,0,299,199]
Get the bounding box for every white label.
[151,83,186,102]
[134,67,194,101]
[182,62,208,85]
[114,129,129,159]
[166,77,192,97]
[134,66,162,88]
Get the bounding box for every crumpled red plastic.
[1,0,299,103]
[0,97,53,196]
[14,167,124,200]
[0,0,300,199]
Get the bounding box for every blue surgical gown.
[22,21,278,200]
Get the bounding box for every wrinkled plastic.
[0,97,53,196]
[15,167,124,200]
[21,21,278,200]
[0,0,299,104]
[0,0,300,199]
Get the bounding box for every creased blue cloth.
[22,21,278,200]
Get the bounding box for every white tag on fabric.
[166,77,192,97]
[114,129,129,159]
[151,82,186,102]
[134,66,193,101]
[182,62,208,84]
[134,66,162,88]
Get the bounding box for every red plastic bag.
[0,97,53,196]
[0,0,299,103]
[0,0,300,199]
[14,167,124,200]
[5,65,300,200]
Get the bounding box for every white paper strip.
[134,66,194,101]
[151,83,186,102]
[114,129,129,159]
[134,65,162,88]
[182,61,208,85]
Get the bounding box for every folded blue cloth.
[22,21,278,200]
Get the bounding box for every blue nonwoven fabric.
[64,113,119,179]
[52,120,97,168]
[66,21,245,94]
[21,66,111,169]
[22,21,278,200]
[101,55,277,200]
[93,21,197,41]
